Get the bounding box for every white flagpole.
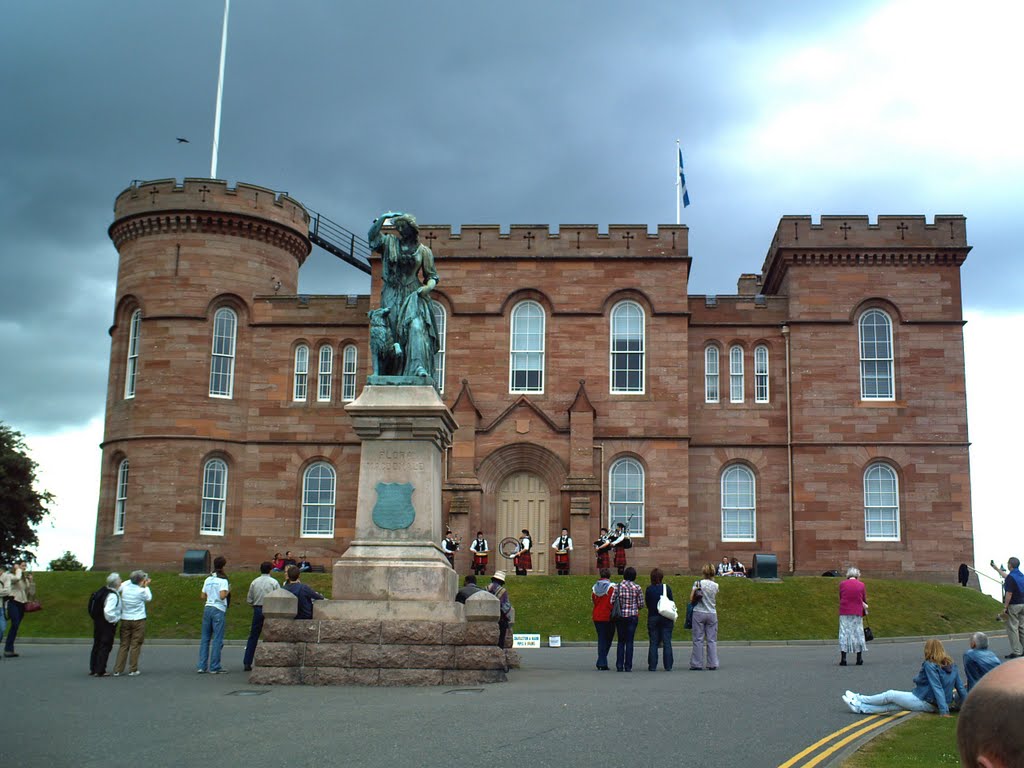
[676,139,681,225]
[210,0,230,179]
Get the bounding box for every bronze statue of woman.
[367,212,440,380]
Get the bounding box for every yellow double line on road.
[778,712,911,767]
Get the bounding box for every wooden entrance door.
[497,471,549,575]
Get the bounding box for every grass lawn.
[842,715,961,767]
[19,571,1002,642]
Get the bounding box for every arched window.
[318,345,333,402]
[509,301,545,393]
[721,464,755,541]
[705,345,720,403]
[293,345,309,402]
[729,345,744,403]
[609,457,645,537]
[610,301,645,394]
[342,345,358,402]
[432,302,447,393]
[124,309,141,399]
[859,309,894,400]
[200,458,228,535]
[754,344,770,403]
[114,459,129,534]
[864,463,900,540]
[209,307,237,398]
[301,462,336,537]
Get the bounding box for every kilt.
[472,553,488,569]
[555,551,570,569]
[596,549,610,569]
[613,546,627,569]
[514,550,533,571]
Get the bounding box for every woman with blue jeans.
[645,568,674,671]
[614,567,643,672]
[197,556,230,673]
[843,639,966,716]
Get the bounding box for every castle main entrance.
[496,471,549,575]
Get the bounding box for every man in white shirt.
[113,570,152,676]
[197,556,230,674]
[89,573,122,677]
[243,561,281,672]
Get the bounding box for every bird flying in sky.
[176,137,189,143]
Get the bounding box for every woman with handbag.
[3,560,36,657]
[689,563,720,670]
[838,566,868,666]
[645,568,675,671]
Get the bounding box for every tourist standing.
[689,563,720,670]
[1001,556,1024,658]
[243,562,280,671]
[591,568,616,670]
[614,566,643,672]
[838,566,868,666]
[89,573,122,676]
[3,560,35,658]
[487,570,513,648]
[456,575,483,604]
[0,564,8,652]
[112,570,152,676]
[197,556,230,674]
[645,568,674,671]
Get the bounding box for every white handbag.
[657,584,679,621]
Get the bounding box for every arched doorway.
[497,471,550,575]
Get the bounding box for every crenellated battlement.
[760,214,970,294]
[113,177,310,232]
[410,224,688,259]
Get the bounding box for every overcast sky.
[3,1,1021,579]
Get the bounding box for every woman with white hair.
[113,570,152,676]
[89,573,122,677]
[838,566,868,666]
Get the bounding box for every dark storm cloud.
[1,0,1019,435]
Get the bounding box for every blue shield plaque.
[372,482,416,530]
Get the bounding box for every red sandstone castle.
[93,178,974,579]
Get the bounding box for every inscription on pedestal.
[372,482,416,530]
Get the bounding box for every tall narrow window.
[859,309,894,400]
[610,301,645,394]
[754,344,770,403]
[114,459,129,534]
[342,345,357,402]
[609,457,645,537]
[301,462,336,537]
[705,345,720,403]
[432,302,447,393]
[124,309,141,399]
[510,301,545,393]
[293,345,309,402]
[730,345,744,403]
[209,307,237,398]
[864,463,900,540]
[200,458,227,535]
[318,345,333,402]
[721,464,755,541]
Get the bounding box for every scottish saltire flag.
[678,147,690,208]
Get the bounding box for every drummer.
[469,531,489,576]
[514,529,533,576]
[551,527,573,575]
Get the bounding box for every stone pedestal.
[332,385,458,616]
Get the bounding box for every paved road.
[6,633,1007,768]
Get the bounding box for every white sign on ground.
[549,635,561,647]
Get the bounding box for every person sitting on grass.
[842,638,966,716]
[283,565,324,620]
[964,631,1001,693]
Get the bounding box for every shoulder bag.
[657,584,678,621]
[610,587,623,620]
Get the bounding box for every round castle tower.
[95,178,311,569]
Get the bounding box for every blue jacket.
[963,648,1001,693]
[910,661,966,715]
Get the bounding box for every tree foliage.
[48,550,86,571]
[0,423,53,564]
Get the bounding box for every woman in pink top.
[838,567,868,666]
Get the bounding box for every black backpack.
[88,587,110,621]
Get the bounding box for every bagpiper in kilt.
[609,522,629,576]
[514,529,533,576]
[595,527,611,571]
